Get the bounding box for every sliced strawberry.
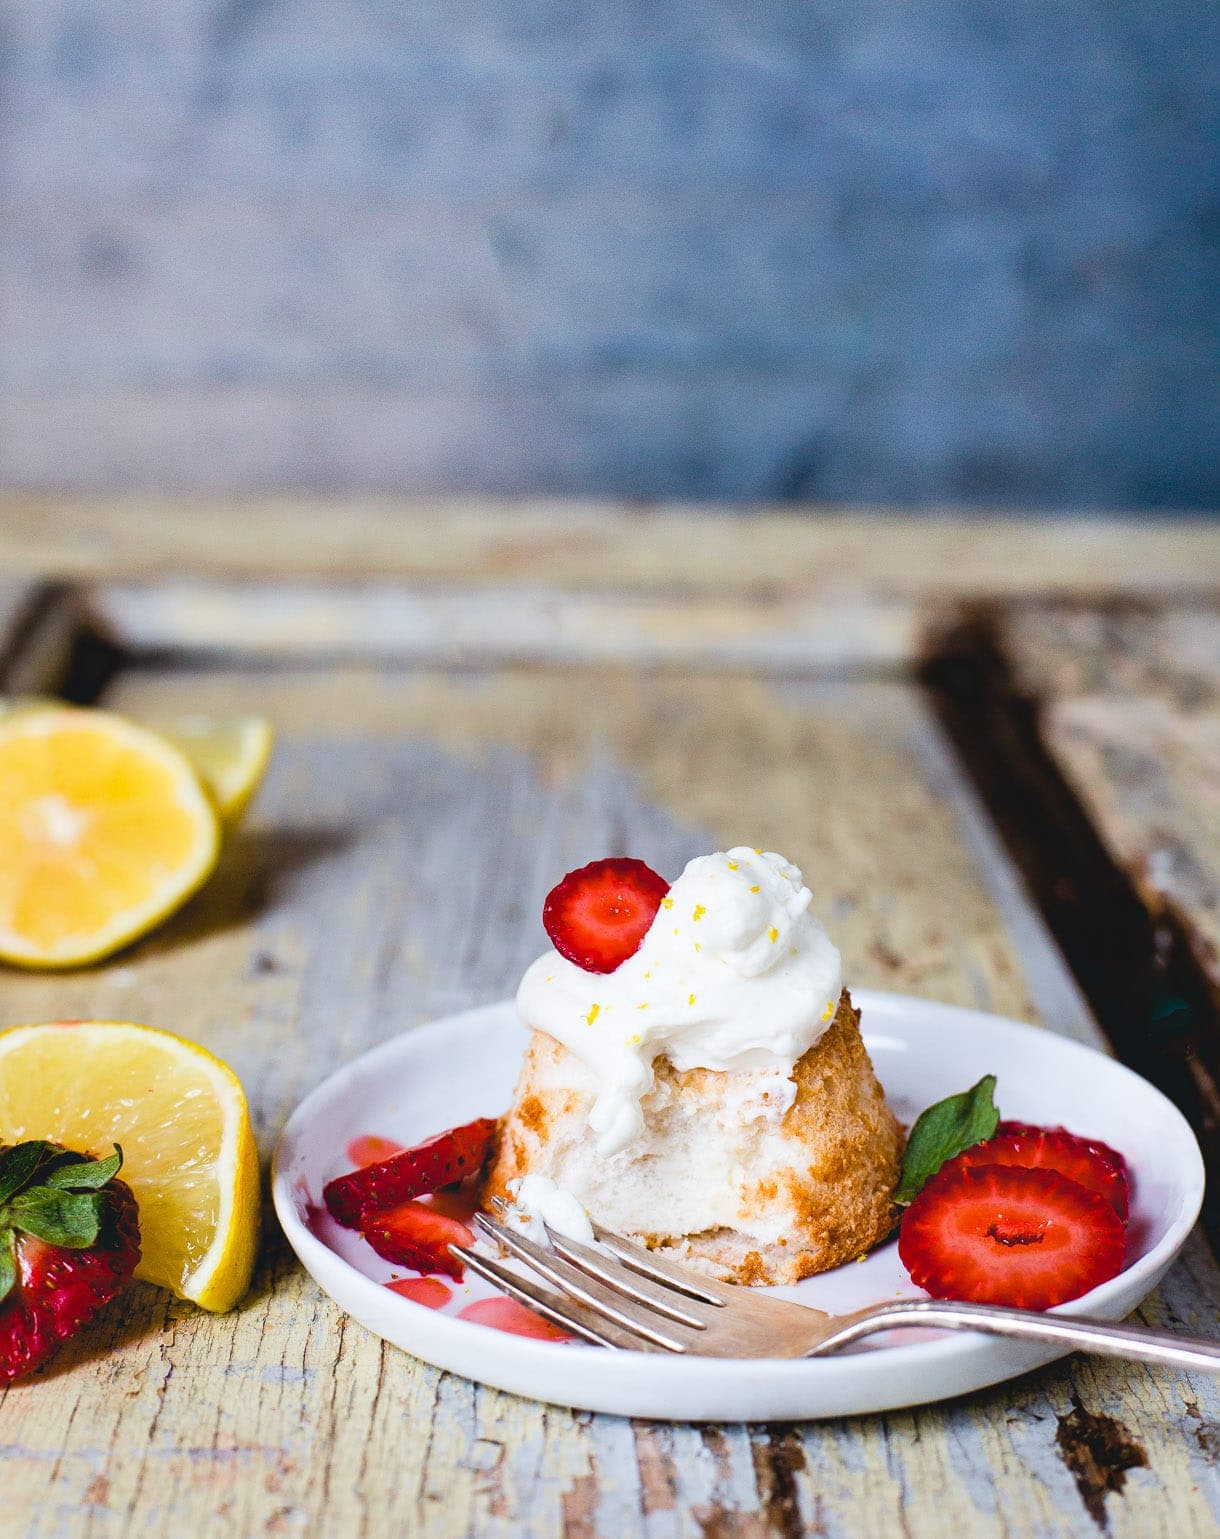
[324,1117,497,1228]
[0,1141,141,1382]
[542,857,669,973]
[898,1163,1125,1310]
[361,1200,473,1280]
[997,1120,1130,1186]
[952,1127,1129,1219]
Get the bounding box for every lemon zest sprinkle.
[585,1003,600,1027]
[749,884,760,893]
[692,904,706,922]
[727,860,739,870]
[661,897,674,909]
[688,993,696,1007]
[768,926,779,943]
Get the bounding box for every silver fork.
[450,1213,1220,1370]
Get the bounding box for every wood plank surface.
[999,603,1220,1002]
[86,579,918,671]
[0,658,1216,1538]
[6,495,1220,594]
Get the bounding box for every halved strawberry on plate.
[898,1163,1125,1310]
[324,1116,497,1279]
[361,1201,473,1281]
[954,1125,1130,1219]
[995,1120,1131,1198]
[324,1118,497,1228]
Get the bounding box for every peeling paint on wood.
[1055,1397,1149,1529]
[1001,603,1220,1007]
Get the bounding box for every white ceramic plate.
[272,990,1204,1421]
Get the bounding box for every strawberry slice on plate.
[324,1117,496,1228]
[361,1200,473,1280]
[996,1120,1130,1187]
[0,1140,141,1382]
[543,857,670,973]
[898,1163,1125,1310]
[953,1126,1129,1219]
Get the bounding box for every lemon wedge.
[0,699,274,830]
[0,707,220,968]
[0,1020,260,1311]
[144,714,275,827]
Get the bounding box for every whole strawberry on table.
[0,1140,140,1382]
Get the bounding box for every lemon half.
[0,1020,260,1311]
[0,707,220,968]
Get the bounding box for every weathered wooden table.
[1,500,1218,1538]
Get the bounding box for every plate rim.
[272,990,1205,1418]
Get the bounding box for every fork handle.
[818,1299,1220,1372]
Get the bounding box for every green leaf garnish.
[894,1074,1000,1205]
[45,1145,123,1191]
[0,1142,124,1252]
[9,1188,105,1248]
[0,1141,60,1206]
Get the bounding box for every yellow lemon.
[144,713,275,827]
[0,707,220,968]
[0,699,275,828]
[0,1020,260,1311]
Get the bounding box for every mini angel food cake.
[487,848,903,1285]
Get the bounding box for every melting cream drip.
[517,848,843,1154]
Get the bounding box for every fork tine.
[589,1221,736,1304]
[448,1244,653,1350]
[474,1215,695,1352]
[543,1225,714,1329]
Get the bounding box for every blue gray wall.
[2,2,1217,507]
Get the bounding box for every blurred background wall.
[1,1,1217,510]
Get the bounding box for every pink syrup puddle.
[457,1297,574,1343]
[346,1134,406,1167]
[386,1276,453,1309]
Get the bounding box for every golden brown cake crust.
[487,989,904,1286]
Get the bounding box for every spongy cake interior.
[487,990,903,1285]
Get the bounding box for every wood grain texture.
[86,579,917,671]
[0,658,1216,1538]
[4,496,1219,593]
[1000,604,1220,1000]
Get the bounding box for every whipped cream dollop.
[517,848,842,1155]
[507,1174,595,1244]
